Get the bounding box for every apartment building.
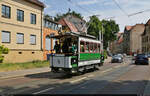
[123,26,133,55]
[142,20,150,54]
[123,24,145,55]
[0,0,45,63]
[43,17,61,60]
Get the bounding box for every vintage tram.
[50,31,104,74]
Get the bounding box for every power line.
[128,9,150,17]
[67,0,96,15]
[112,0,128,16]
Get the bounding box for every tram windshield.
[53,35,78,55]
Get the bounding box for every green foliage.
[87,16,120,49]
[54,11,83,22]
[0,45,9,63]
[102,20,119,49]
[87,16,102,39]
[44,14,53,21]
[103,50,108,59]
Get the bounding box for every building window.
[2,5,11,18]
[1,31,10,43]
[45,36,51,50]
[30,13,36,24]
[30,35,36,45]
[16,33,24,44]
[17,9,24,22]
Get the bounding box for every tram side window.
[85,42,90,52]
[97,44,100,53]
[93,43,97,53]
[90,43,93,52]
[80,41,85,52]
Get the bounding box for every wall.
[0,0,44,63]
[43,27,58,60]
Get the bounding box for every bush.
[0,45,9,63]
[0,55,4,63]
[103,50,108,59]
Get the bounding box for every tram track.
[32,63,133,94]
[0,59,132,94]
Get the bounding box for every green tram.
[50,31,104,74]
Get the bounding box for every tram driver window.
[85,42,89,52]
[80,41,85,52]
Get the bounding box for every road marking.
[102,68,113,73]
[33,87,54,94]
[114,65,121,68]
[87,74,94,77]
[70,77,87,84]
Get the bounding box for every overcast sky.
[39,0,150,32]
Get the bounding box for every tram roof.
[51,31,96,39]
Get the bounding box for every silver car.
[111,55,123,63]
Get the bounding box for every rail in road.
[1,57,150,96]
[0,59,130,94]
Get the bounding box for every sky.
[39,0,150,32]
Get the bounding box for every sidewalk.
[104,56,112,64]
[0,67,50,79]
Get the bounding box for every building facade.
[142,20,150,54]
[123,26,132,55]
[110,32,124,54]
[0,0,44,63]
[123,24,145,55]
[130,24,145,54]
[43,18,60,60]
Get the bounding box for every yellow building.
[0,0,45,63]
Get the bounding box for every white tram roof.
[51,31,101,43]
[51,31,96,39]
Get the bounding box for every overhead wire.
[67,0,99,15]
[112,0,128,16]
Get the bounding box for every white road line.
[102,68,113,73]
[87,74,94,77]
[114,66,121,68]
[70,77,87,84]
[33,87,54,94]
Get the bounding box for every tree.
[87,16,120,49]
[102,20,119,49]
[0,45,9,63]
[54,10,83,22]
[87,15,102,39]
[44,14,53,21]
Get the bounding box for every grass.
[0,60,49,72]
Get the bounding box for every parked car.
[135,54,149,65]
[111,55,123,63]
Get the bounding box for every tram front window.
[61,37,77,54]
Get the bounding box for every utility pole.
[101,23,104,54]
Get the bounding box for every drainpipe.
[41,8,43,51]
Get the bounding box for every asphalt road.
[0,57,150,96]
